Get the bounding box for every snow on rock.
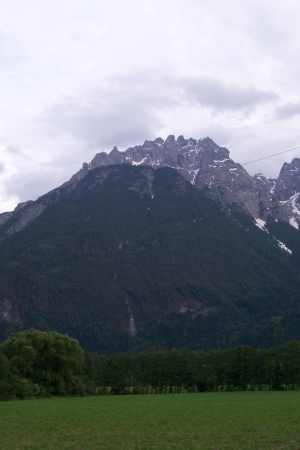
[289,217,299,229]
[270,181,276,195]
[132,157,148,166]
[290,192,300,215]
[189,169,200,184]
[215,158,229,163]
[255,218,268,232]
[273,237,292,254]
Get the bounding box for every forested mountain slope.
[0,165,300,353]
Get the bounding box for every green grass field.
[1,392,300,449]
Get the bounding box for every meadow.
[1,392,300,449]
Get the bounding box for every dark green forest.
[93,340,300,394]
[0,165,300,353]
[1,330,300,400]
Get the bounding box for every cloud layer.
[275,102,300,120]
[177,77,278,111]
[0,0,300,211]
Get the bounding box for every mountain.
[72,135,277,221]
[275,158,300,228]
[1,135,300,240]
[1,163,300,353]
[69,137,300,230]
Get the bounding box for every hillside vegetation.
[0,165,300,352]
[2,329,300,400]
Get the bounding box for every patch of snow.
[255,218,269,233]
[132,157,148,166]
[273,237,292,254]
[255,173,264,180]
[214,158,229,163]
[189,169,200,185]
[290,192,300,216]
[289,217,299,229]
[229,168,237,172]
[195,146,203,153]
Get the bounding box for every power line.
[85,144,300,246]
[195,145,300,179]
[152,144,300,190]
[242,146,300,167]
[106,141,300,212]
[10,143,299,227]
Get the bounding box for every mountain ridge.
[1,135,299,240]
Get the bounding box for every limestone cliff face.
[1,135,300,239]
[0,211,13,227]
[249,159,300,229]
[273,158,300,229]
[0,186,76,239]
[75,135,279,221]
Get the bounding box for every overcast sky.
[1,0,300,212]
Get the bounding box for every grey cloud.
[5,145,23,154]
[0,162,5,173]
[38,75,176,152]
[274,102,300,120]
[37,74,279,157]
[177,76,278,111]
[199,124,232,146]
[0,32,26,69]
[5,167,67,202]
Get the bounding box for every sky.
[1,0,300,213]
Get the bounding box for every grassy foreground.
[1,392,300,449]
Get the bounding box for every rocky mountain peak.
[176,135,187,146]
[254,173,276,193]
[165,134,176,144]
[272,157,300,229]
[275,158,300,201]
[1,134,300,239]
[70,135,276,222]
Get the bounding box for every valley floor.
[1,392,300,449]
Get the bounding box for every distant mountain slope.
[1,135,300,240]
[1,165,300,353]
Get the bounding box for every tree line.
[92,341,300,394]
[1,329,300,400]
